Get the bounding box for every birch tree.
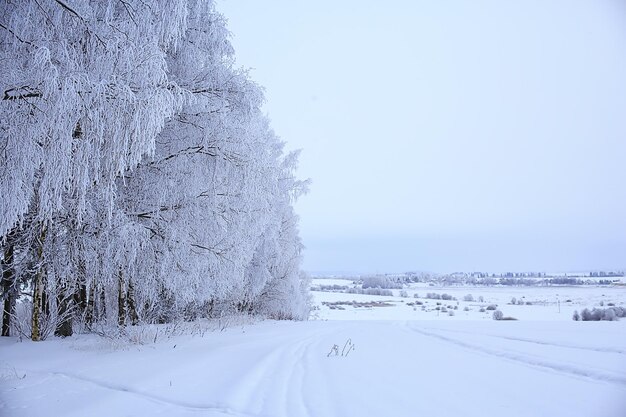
[1,0,310,338]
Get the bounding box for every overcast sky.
[218,0,626,274]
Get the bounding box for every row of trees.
[0,0,310,340]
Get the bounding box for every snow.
[2,284,626,416]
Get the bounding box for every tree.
[0,0,310,339]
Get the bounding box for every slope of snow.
[2,318,625,417]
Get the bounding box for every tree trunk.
[41,279,50,316]
[127,279,139,325]
[117,269,126,327]
[31,225,47,342]
[85,280,95,325]
[73,257,87,317]
[32,271,43,341]
[2,238,15,336]
[54,280,73,337]
[98,285,106,321]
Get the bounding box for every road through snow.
[1,320,625,417]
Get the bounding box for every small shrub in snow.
[441,307,448,313]
[361,276,402,289]
[479,307,486,313]
[345,288,393,296]
[599,300,604,307]
[580,308,592,321]
[399,290,409,298]
[318,284,349,292]
[510,297,517,305]
[413,293,420,298]
[486,304,497,311]
[463,294,474,302]
[448,310,455,316]
[463,306,470,312]
[517,299,524,305]
[607,302,615,307]
[579,307,624,321]
[478,296,484,303]
[492,310,504,320]
[572,310,580,321]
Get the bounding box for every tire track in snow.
[422,326,626,355]
[404,323,626,387]
[224,326,330,417]
[285,339,312,417]
[38,370,259,417]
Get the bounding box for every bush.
[463,294,474,302]
[580,308,592,321]
[486,304,497,311]
[318,284,348,292]
[478,296,484,303]
[511,297,517,305]
[399,290,409,298]
[441,293,453,301]
[463,306,470,312]
[345,287,393,296]
[492,310,504,320]
[572,310,580,321]
[579,307,624,321]
[361,276,402,289]
[479,307,486,313]
[448,310,455,316]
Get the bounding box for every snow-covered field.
[2,282,626,417]
[312,279,626,321]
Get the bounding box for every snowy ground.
[2,283,626,416]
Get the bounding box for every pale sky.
[218,0,626,274]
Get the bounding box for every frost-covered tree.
[120,1,309,322]
[1,0,309,340]
[0,0,186,237]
